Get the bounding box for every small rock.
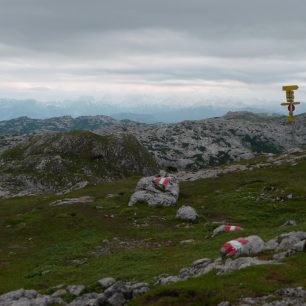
[281,220,296,226]
[156,275,181,285]
[67,285,85,296]
[50,196,94,206]
[277,231,306,250]
[192,258,212,269]
[273,249,296,261]
[97,277,116,289]
[292,240,306,252]
[212,224,243,237]
[52,289,67,297]
[131,283,149,297]
[107,292,126,306]
[69,293,100,306]
[176,205,198,221]
[264,238,279,250]
[218,257,275,275]
[180,239,194,245]
[217,302,230,306]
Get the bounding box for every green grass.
[0,155,306,305]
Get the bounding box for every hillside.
[0,131,158,197]
[0,150,306,305]
[0,112,306,171]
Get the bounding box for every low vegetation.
[0,153,306,305]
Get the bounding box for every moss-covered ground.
[0,155,306,305]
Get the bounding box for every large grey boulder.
[128,175,179,207]
[176,205,198,221]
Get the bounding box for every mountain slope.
[0,131,158,196]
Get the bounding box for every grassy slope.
[0,156,306,305]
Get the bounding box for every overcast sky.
[0,0,305,108]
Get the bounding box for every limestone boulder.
[128,175,179,207]
[220,235,265,257]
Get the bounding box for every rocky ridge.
[0,131,158,197]
[1,112,306,171]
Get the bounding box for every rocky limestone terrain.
[1,112,306,171]
[0,131,158,197]
[134,112,306,171]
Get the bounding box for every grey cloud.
[0,0,305,103]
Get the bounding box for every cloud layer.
[0,0,305,107]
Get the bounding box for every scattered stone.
[67,285,85,296]
[156,275,181,285]
[107,292,126,306]
[180,239,195,245]
[52,289,67,297]
[217,301,231,306]
[69,292,100,306]
[71,258,88,266]
[277,231,306,250]
[293,240,306,252]
[98,277,116,289]
[192,258,212,269]
[105,193,120,198]
[50,196,94,206]
[130,283,150,297]
[287,193,293,199]
[176,205,198,221]
[273,249,296,261]
[128,175,179,207]
[264,238,279,250]
[212,224,243,237]
[218,257,276,275]
[281,220,297,227]
[0,289,65,306]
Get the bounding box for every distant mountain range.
[0,98,299,123]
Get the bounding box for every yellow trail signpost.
[281,85,300,122]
